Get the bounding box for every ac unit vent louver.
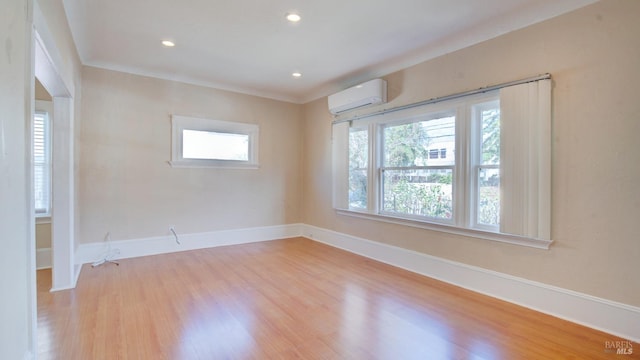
[328,79,387,115]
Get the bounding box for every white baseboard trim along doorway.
[36,247,52,270]
[73,223,639,342]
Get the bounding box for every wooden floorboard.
[37,237,637,359]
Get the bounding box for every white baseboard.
[74,264,82,287]
[36,247,51,270]
[75,223,302,265]
[50,284,78,292]
[301,224,640,343]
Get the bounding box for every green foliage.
[349,170,367,209]
[349,129,368,208]
[478,186,500,225]
[384,122,429,167]
[482,109,500,165]
[383,177,452,219]
[427,172,452,185]
[349,129,368,168]
[477,109,500,225]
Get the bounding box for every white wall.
[0,0,33,358]
[0,0,83,355]
[78,67,303,244]
[302,0,640,307]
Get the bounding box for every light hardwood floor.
[37,237,637,359]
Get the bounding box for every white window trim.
[335,208,553,249]
[170,115,259,169]
[332,80,552,249]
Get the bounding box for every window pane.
[34,164,50,214]
[478,168,500,226]
[481,107,500,165]
[382,169,453,219]
[349,128,368,209]
[33,112,50,215]
[182,130,249,161]
[383,116,455,167]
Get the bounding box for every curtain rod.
[332,73,551,124]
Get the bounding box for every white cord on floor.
[170,227,181,245]
[92,232,121,267]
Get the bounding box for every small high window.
[170,115,259,169]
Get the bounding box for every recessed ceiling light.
[161,40,175,47]
[292,72,302,78]
[286,13,301,23]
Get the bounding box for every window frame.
[470,100,501,232]
[377,110,457,224]
[335,91,552,248]
[34,100,52,220]
[342,93,499,228]
[348,126,370,211]
[332,79,552,249]
[170,115,259,169]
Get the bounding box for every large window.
[33,105,51,217]
[332,79,552,247]
[170,115,259,169]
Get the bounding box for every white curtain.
[332,121,350,209]
[500,79,552,240]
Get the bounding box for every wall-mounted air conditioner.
[328,79,387,115]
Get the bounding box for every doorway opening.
[34,79,53,278]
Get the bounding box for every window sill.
[168,160,259,169]
[35,216,51,224]
[335,209,553,250]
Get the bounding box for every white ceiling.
[62,0,597,104]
